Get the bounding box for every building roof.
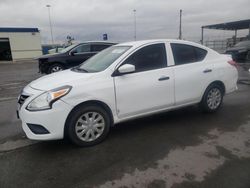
[0,27,39,33]
[202,19,250,30]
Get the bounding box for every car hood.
[37,53,64,60]
[29,69,94,91]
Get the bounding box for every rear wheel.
[48,63,64,74]
[200,84,224,113]
[65,105,111,147]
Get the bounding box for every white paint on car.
[17,39,238,142]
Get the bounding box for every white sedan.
[17,39,238,146]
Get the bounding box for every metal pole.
[133,9,137,41]
[201,27,204,44]
[249,24,250,39]
[234,30,237,45]
[178,9,182,40]
[46,5,54,45]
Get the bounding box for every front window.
[60,44,78,53]
[76,46,131,73]
[122,43,167,72]
[73,44,90,54]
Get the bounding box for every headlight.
[26,85,72,111]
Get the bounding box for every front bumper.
[18,87,73,140]
[38,60,49,74]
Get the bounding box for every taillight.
[227,60,238,68]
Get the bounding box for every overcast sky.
[0,0,249,44]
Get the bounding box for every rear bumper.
[225,68,238,94]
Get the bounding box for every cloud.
[0,0,249,44]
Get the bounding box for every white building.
[0,27,42,61]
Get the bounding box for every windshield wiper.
[72,67,88,73]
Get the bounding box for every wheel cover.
[207,88,222,110]
[75,112,105,142]
[51,66,63,73]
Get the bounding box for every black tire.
[199,84,224,113]
[65,104,111,147]
[47,63,64,74]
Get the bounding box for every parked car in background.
[38,41,116,74]
[225,40,250,62]
[18,39,238,146]
[48,46,65,54]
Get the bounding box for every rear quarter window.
[195,47,207,61]
[171,43,207,65]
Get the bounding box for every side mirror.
[70,51,76,56]
[118,64,135,74]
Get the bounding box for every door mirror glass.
[118,64,135,74]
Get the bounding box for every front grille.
[18,94,29,106]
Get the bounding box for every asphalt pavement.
[0,61,250,188]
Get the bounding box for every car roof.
[117,39,209,50]
[77,41,117,45]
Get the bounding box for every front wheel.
[200,84,224,113]
[48,63,64,74]
[65,105,111,147]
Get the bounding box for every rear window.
[171,43,207,65]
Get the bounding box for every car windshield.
[60,44,79,53]
[76,46,131,73]
[235,41,250,47]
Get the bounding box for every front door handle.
[203,69,212,73]
[158,76,170,81]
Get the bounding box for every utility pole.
[201,26,204,44]
[133,9,137,41]
[178,9,182,40]
[46,5,54,45]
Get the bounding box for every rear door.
[114,43,175,119]
[170,43,214,105]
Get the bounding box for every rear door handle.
[158,76,170,81]
[203,69,212,73]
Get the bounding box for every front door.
[114,43,175,119]
[67,44,92,66]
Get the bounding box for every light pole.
[46,4,54,45]
[133,9,137,41]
